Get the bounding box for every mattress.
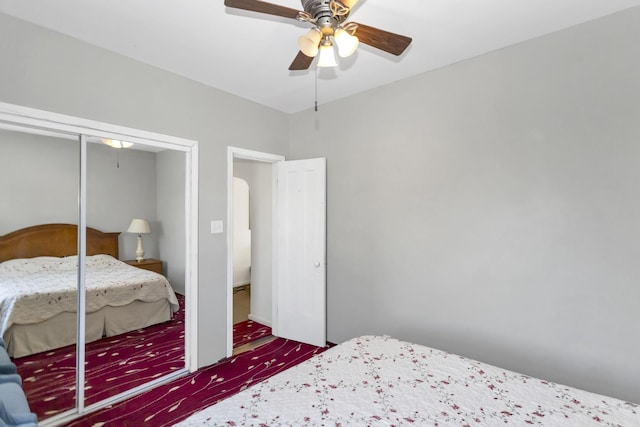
[176,335,639,426]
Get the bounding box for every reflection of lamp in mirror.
[127,219,150,262]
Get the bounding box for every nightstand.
[125,258,163,275]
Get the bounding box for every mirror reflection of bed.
[0,224,183,413]
[0,223,179,357]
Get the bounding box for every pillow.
[0,256,70,274]
[0,254,119,273]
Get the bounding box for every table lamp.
[127,218,151,262]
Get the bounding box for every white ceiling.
[1,0,639,113]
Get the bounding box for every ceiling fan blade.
[289,51,315,71]
[352,23,412,56]
[224,0,300,20]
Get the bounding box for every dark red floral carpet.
[15,295,187,419]
[14,295,328,425]
[65,338,329,426]
[232,319,272,347]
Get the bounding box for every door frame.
[226,147,284,357]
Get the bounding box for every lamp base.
[135,234,145,262]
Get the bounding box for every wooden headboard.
[0,224,120,262]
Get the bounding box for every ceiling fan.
[224,0,412,70]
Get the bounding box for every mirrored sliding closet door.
[0,125,80,420]
[0,102,197,425]
[83,137,188,407]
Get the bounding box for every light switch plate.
[210,220,223,234]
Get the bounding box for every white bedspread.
[0,254,179,334]
[176,335,639,426]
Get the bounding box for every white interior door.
[274,158,326,347]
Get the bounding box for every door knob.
[314,261,321,268]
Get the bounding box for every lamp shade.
[298,28,322,57]
[127,218,150,234]
[334,28,359,58]
[317,43,337,67]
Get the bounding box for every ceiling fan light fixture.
[102,138,133,148]
[317,41,337,67]
[298,28,322,57]
[334,27,359,58]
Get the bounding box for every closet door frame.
[0,101,199,425]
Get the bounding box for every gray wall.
[0,130,160,262]
[157,150,187,294]
[0,12,290,368]
[289,7,640,403]
[1,130,79,233]
[87,143,159,260]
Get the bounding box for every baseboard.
[248,314,271,327]
[233,281,251,288]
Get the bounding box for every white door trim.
[226,147,285,357]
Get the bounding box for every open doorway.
[231,157,275,354]
[227,148,327,355]
[232,176,251,325]
[227,148,284,356]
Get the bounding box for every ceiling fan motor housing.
[301,0,348,35]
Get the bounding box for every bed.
[0,223,179,358]
[176,335,639,426]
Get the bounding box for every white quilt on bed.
[176,335,639,426]
[0,254,179,334]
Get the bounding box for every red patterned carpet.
[65,338,329,426]
[15,294,187,419]
[14,295,328,425]
[232,319,272,347]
